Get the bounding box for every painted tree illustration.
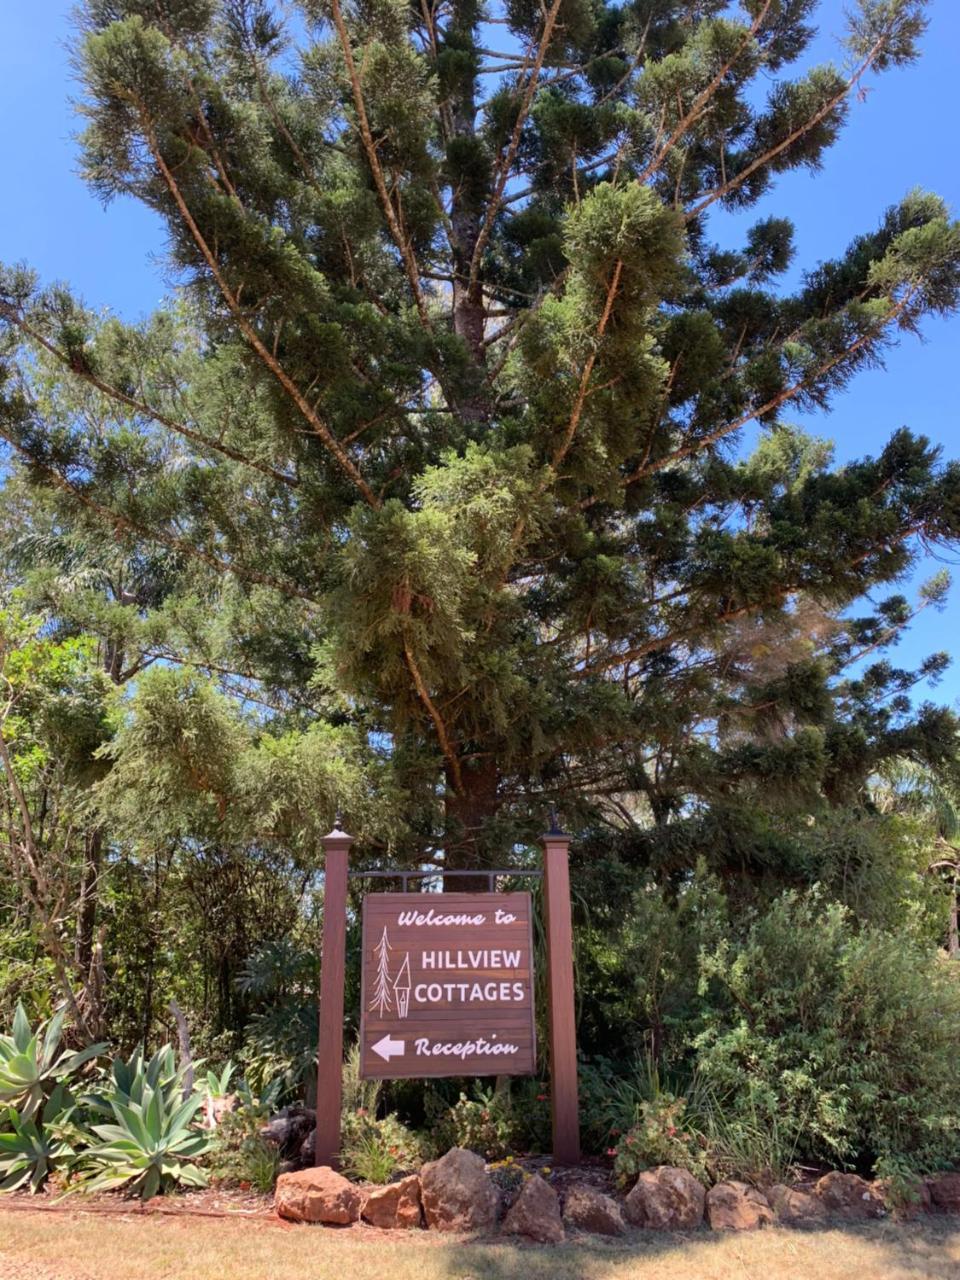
[368,927,393,1017]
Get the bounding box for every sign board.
[359,891,536,1080]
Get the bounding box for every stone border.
[274,1152,960,1242]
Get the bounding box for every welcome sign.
[358,891,537,1080]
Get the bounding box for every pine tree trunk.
[949,874,959,959]
[443,756,500,891]
[446,3,488,422]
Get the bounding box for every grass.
[1,1209,959,1280]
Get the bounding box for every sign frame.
[358,890,537,1081]
[314,827,580,1167]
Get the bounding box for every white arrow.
[372,1034,405,1062]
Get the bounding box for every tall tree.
[1,0,959,874]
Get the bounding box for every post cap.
[323,817,354,844]
[542,811,571,844]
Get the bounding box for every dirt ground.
[1,1205,959,1280]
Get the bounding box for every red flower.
[606,1148,617,1157]
[536,1094,548,1102]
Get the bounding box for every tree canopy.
[1,0,960,1043]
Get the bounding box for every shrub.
[611,1093,708,1186]
[429,1086,518,1161]
[578,1054,662,1153]
[207,1080,282,1191]
[694,890,960,1174]
[340,1110,423,1183]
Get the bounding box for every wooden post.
[542,825,580,1164]
[315,824,353,1167]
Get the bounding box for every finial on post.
[544,808,570,842]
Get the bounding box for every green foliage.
[0,1086,76,1194]
[208,1085,281,1192]
[340,1110,424,1184]
[86,1044,192,1115]
[611,1094,708,1186]
[694,892,960,1173]
[428,1087,520,1161]
[0,1004,104,1122]
[0,0,959,1193]
[73,1083,213,1200]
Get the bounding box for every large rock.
[362,1174,423,1229]
[275,1166,362,1224]
[706,1181,774,1231]
[262,1105,316,1167]
[420,1148,498,1233]
[815,1172,885,1220]
[927,1172,960,1214]
[767,1184,827,1228]
[624,1166,705,1230]
[562,1184,626,1236]
[502,1175,564,1244]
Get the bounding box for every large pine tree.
[2,0,960,871]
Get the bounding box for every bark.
[949,874,959,960]
[445,5,489,422]
[169,998,195,1101]
[75,826,102,978]
[443,755,500,891]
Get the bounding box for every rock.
[706,1181,774,1231]
[624,1166,705,1231]
[275,1165,362,1224]
[362,1175,423,1229]
[420,1148,498,1233]
[767,1184,827,1228]
[815,1172,885,1219]
[927,1172,960,1214]
[562,1184,626,1236]
[261,1106,317,1166]
[502,1175,564,1244]
[299,1129,316,1168]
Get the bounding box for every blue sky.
[1,0,959,700]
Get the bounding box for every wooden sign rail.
[315,828,579,1168]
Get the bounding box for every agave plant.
[85,1044,198,1117]
[0,1004,105,1121]
[204,1061,236,1101]
[76,1084,213,1201]
[0,1085,76,1193]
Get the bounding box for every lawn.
[1,1209,959,1280]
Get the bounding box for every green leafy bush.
[611,1093,708,1186]
[694,891,960,1174]
[578,1054,663,1153]
[428,1087,518,1161]
[340,1109,423,1183]
[85,1044,190,1115]
[208,1079,282,1191]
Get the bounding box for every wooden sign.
[359,892,536,1080]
